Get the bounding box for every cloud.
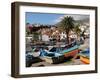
[53,14,89,24]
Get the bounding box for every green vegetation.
[58,16,75,44]
[74,24,81,40]
[32,32,39,41]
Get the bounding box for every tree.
[26,23,31,35]
[74,24,81,40]
[81,27,87,39]
[26,23,33,35]
[58,16,75,44]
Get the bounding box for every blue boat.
[39,44,79,64]
[79,48,90,57]
[79,48,90,64]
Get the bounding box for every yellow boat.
[80,55,90,64]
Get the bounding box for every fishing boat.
[39,44,79,64]
[39,48,63,64]
[62,45,79,58]
[79,48,90,64]
[80,55,89,64]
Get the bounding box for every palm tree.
[58,16,75,44]
[74,24,81,40]
[81,25,90,39]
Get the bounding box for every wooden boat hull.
[64,49,79,58]
[41,55,65,64]
[42,49,79,64]
[80,56,90,64]
[41,45,79,64]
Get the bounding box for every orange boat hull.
[64,49,79,58]
[80,56,90,64]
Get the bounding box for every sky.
[26,12,89,25]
